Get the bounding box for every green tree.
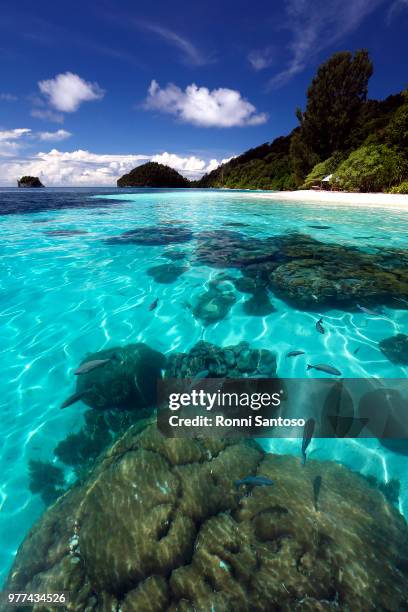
[295,50,373,163]
[336,144,407,192]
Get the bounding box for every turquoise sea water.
[0,187,407,585]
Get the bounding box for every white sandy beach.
[245,189,408,209]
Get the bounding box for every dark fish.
[308,225,331,230]
[316,318,325,334]
[301,418,315,465]
[60,390,86,409]
[286,350,305,358]
[353,347,360,355]
[235,475,274,489]
[313,476,322,511]
[74,359,111,375]
[307,363,342,376]
[149,298,159,311]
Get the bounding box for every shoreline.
[242,189,408,209]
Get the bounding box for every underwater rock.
[193,232,408,310]
[165,341,277,379]
[28,460,65,506]
[69,344,166,411]
[192,288,236,325]
[106,225,193,246]
[379,333,408,365]
[44,229,88,236]
[146,263,188,284]
[7,423,408,611]
[242,289,276,316]
[162,249,187,261]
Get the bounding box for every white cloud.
[31,108,65,123]
[248,48,275,71]
[38,129,72,142]
[150,152,206,178]
[0,128,31,141]
[137,22,211,66]
[0,149,224,185]
[204,156,235,173]
[0,129,32,157]
[145,80,268,127]
[269,0,386,87]
[38,72,105,112]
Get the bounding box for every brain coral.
[4,423,408,611]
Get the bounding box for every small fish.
[234,475,274,489]
[149,298,159,311]
[313,475,322,511]
[353,347,360,355]
[315,318,325,334]
[301,418,315,465]
[307,363,342,376]
[357,304,379,316]
[286,350,305,358]
[60,390,87,409]
[74,359,111,375]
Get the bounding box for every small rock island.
[117,161,189,188]
[17,176,45,188]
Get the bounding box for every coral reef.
[67,344,166,411]
[147,263,189,284]
[379,333,408,365]
[165,340,277,379]
[28,460,65,506]
[106,225,193,246]
[162,249,188,261]
[193,231,408,310]
[192,287,236,325]
[7,423,408,611]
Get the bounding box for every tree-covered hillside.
[195,50,408,193]
[118,162,190,188]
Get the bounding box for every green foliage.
[386,91,408,150]
[298,50,373,159]
[195,135,296,190]
[388,181,408,194]
[336,144,408,192]
[117,162,190,188]
[302,153,345,188]
[28,460,65,505]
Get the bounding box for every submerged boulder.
[67,344,166,411]
[6,423,408,611]
[106,225,193,246]
[379,333,408,365]
[165,341,277,379]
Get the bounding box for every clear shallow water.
[0,187,407,585]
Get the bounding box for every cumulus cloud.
[38,72,105,112]
[204,156,235,173]
[269,0,386,88]
[0,149,224,185]
[0,128,31,141]
[145,80,267,127]
[37,129,72,141]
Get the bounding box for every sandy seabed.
[244,189,408,209]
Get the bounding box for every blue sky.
[0,0,407,185]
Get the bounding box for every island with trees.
[117,161,190,188]
[17,176,45,188]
